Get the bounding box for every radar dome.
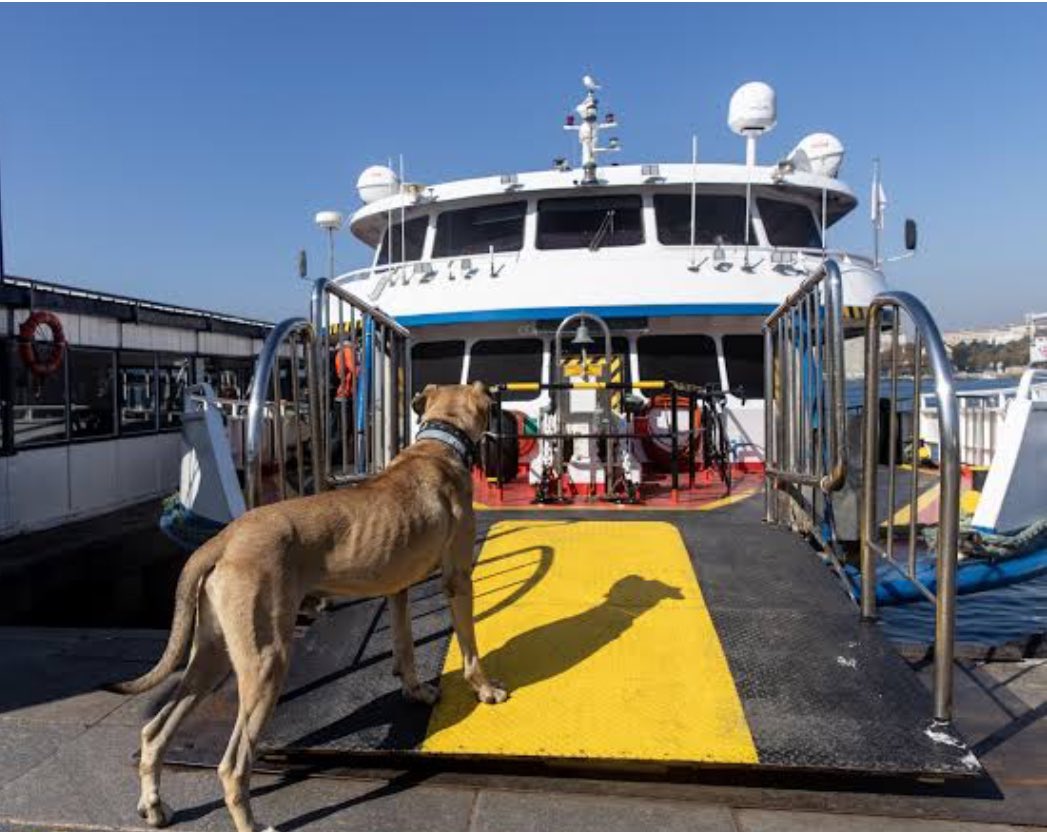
[728,82,777,136]
[356,165,401,204]
[789,133,845,178]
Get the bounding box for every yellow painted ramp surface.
[422,520,758,763]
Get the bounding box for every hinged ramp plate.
[164,503,979,777]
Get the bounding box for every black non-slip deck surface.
[164,497,977,777]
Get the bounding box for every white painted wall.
[0,433,183,538]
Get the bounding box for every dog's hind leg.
[137,594,229,828]
[388,589,440,705]
[212,577,295,832]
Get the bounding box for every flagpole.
[872,157,881,268]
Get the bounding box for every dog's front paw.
[137,797,172,828]
[477,681,509,705]
[403,682,441,705]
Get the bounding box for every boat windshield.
[433,202,527,258]
[536,195,644,250]
[654,194,752,246]
[377,216,428,266]
[757,199,822,249]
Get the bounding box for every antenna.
[314,211,344,280]
[563,74,620,185]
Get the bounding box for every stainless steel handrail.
[244,317,321,509]
[859,290,960,724]
[309,278,411,486]
[763,258,848,527]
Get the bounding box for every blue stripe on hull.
[396,303,777,327]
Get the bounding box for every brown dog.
[108,382,507,832]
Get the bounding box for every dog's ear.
[412,384,436,417]
[471,380,492,402]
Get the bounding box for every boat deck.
[164,494,976,777]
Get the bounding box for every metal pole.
[860,307,882,621]
[763,325,774,522]
[670,383,679,501]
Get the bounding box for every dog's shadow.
[428,574,684,734]
[286,574,682,748]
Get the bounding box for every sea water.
[846,376,1047,647]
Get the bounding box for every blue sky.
[0,3,1044,328]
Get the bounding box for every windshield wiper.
[588,209,616,251]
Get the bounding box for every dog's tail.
[103,532,227,695]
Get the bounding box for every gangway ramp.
[164,497,978,778]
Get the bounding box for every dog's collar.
[416,420,478,469]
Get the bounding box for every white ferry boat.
[326,77,899,503]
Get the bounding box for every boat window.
[433,202,526,258]
[637,334,720,388]
[536,195,643,250]
[68,348,116,440]
[158,355,193,431]
[722,335,765,398]
[758,199,822,248]
[468,338,543,402]
[8,340,68,448]
[411,340,466,395]
[561,336,631,385]
[653,194,753,246]
[377,216,428,265]
[119,351,158,434]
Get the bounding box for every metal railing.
[244,318,321,509]
[309,278,411,487]
[762,259,848,528]
[860,290,960,724]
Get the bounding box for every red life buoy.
[334,343,356,399]
[18,310,66,378]
[511,410,538,459]
[639,394,702,468]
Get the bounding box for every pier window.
[433,202,526,258]
[536,195,643,250]
[158,355,192,430]
[202,355,254,401]
[411,340,466,394]
[8,341,68,448]
[722,335,765,398]
[119,351,158,434]
[377,216,428,265]
[757,199,822,248]
[68,348,116,440]
[653,194,753,246]
[468,338,543,401]
[637,334,720,388]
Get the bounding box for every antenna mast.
[563,75,620,185]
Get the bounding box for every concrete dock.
[1,624,1046,832]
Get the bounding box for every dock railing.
[860,291,960,724]
[309,278,411,487]
[244,318,321,509]
[762,258,848,533]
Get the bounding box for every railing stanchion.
[669,382,679,502]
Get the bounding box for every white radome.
[789,133,845,178]
[356,165,401,205]
[314,211,344,231]
[728,81,777,136]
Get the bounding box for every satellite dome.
[788,133,845,178]
[728,82,777,136]
[356,165,401,204]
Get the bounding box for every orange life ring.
[18,310,66,378]
[334,343,356,399]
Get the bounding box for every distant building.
[942,322,1028,347]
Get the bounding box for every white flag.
[870,179,887,228]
